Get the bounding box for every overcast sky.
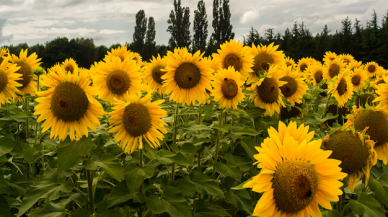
[0,0,387,48]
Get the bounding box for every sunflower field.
[1,39,388,217]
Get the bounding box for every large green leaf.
[125,164,154,194]
[193,200,231,217]
[230,126,259,136]
[348,193,385,217]
[239,137,259,161]
[17,170,74,217]
[0,194,12,217]
[368,174,388,206]
[321,210,341,217]
[185,171,224,198]
[181,122,211,131]
[57,136,94,173]
[0,138,13,156]
[146,195,166,214]
[84,153,123,181]
[225,189,253,214]
[216,161,241,181]
[107,182,133,208]
[224,153,251,172]
[28,198,72,217]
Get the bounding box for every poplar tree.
[167,0,191,50]
[143,17,157,61]
[192,0,208,53]
[210,0,234,47]
[133,10,147,54]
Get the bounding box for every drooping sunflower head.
[355,93,377,108]
[279,66,308,106]
[347,60,363,72]
[323,51,338,63]
[364,62,379,78]
[244,121,346,217]
[61,58,78,74]
[212,66,246,110]
[321,129,377,192]
[108,94,168,154]
[92,56,142,103]
[143,54,168,95]
[0,47,9,64]
[104,45,130,62]
[247,42,285,83]
[34,67,105,141]
[323,59,346,80]
[162,48,214,106]
[249,65,286,116]
[8,49,41,96]
[0,57,22,106]
[338,54,354,65]
[284,56,296,70]
[212,39,253,82]
[308,63,325,86]
[346,106,388,164]
[329,69,353,107]
[350,67,368,92]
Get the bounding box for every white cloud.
[99,29,127,35]
[240,10,260,24]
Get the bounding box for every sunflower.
[329,69,353,107]
[247,42,285,83]
[0,47,9,64]
[347,60,362,72]
[350,67,368,92]
[279,66,308,106]
[0,57,22,106]
[323,51,338,63]
[203,56,222,74]
[143,54,167,95]
[244,121,346,217]
[61,58,78,74]
[338,54,354,65]
[128,52,143,66]
[162,48,214,106]
[364,62,379,78]
[92,56,142,103]
[355,93,376,108]
[212,39,253,82]
[321,129,377,192]
[212,66,245,110]
[323,59,346,80]
[249,65,286,116]
[297,57,311,74]
[104,45,131,62]
[284,56,296,70]
[308,63,325,86]
[8,49,41,96]
[108,94,167,154]
[373,75,388,109]
[34,67,105,141]
[266,120,314,144]
[346,106,388,164]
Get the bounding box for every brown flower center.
[280,76,298,97]
[221,78,238,99]
[257,77,279,104]
[351,75,361,86]
[151,65,166,85]
[314,70,323,84]
[354,110,388,147]
[368,65,376,73]
[15,61,32,89]
[355,94,376,108]
[51,82,89,122]
[337,78,347,96]
[252,53,274,76]
[106,69,131,95]
[224,54,243,71]
[300,63,308,72]
[273,160,318,214]
[64,65,74,74]
[0,70,8,93]
[174,63,201,89]
[122,103,151,137]
[328,63,340,78]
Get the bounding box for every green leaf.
[368,174,388,206]
[321,210,341,217]
[216,161,241,181]
[224,153,252,172]
[245,107,265,119]
[230,126,259,136]
[85,153,123,181]
[170,152,194,166]
[0,155,7,163]
[22,143,35,163]
[225,189,253,214]
[174,179,196,197]
[193,200,231,217]
[231,178,252,190]
[348,192,385,217]
[57,136,94,173]
[0,194,12,217]
[17,170,73,217]
[125,164,154,194]
[185,171,224,198]
[146,195,166,214]
[28,198,71,217]
[0,138,13,156]
[146,187,192,217]
[71,208,90,217]
[181,122,211,131]
[107,182,133,208]
[239,137,259,161]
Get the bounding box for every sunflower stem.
[212,109,223,180]
[337,194,342,212]
[171,103,179,181]
[231,113,235,153]
[86,169,94,214]
[322,93,332,119]
[138,149,143,217]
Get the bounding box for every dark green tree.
[192,0,208,54]
[167,0,191,50]
[340,16,353,54]
[142,16,157,61]
[280,28,292,56]
[264,28,275,44]
[314,24,330,60]
[244,27,261,47]
[219,0,234,43]
[133,10,148,55]
[96,45,109,62]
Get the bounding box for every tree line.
[1,0,387,70]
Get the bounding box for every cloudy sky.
[0,0,387,48]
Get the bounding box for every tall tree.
[341,16,353,53]
[167,0,191,50]
[244,27,261,47]
[192,0,208,54]
[264,28,275,44]
[210,0,234,47]
[133,10,148,55]
[143,16,157,61]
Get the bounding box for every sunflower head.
[128,52,143,65]
[143,54,168,94]
[323,59,346,80]
[284,56,296,70]
[329,69,353,107]
[322,129,377,191]
[323,51,338,63]
[308,63,324,86]
[61,58,78,74]
[338,54,354,65]
[0,57,22,106]
[347,60,362,72]
[297,57,312,74]
[0,47,9,64]
[351,67,368,92]
[355,93,376,108]
[104,45,130,62]
[279,66,308,106]
[365,62,379,77]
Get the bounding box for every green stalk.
[322,93,332,118]
[25,97,32,180]
[138,149,143,217]
[230,114,235,153]
[36,75,44,172]
[212,110,223,179]
[86,169,94,214]
[171,103,179,181]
